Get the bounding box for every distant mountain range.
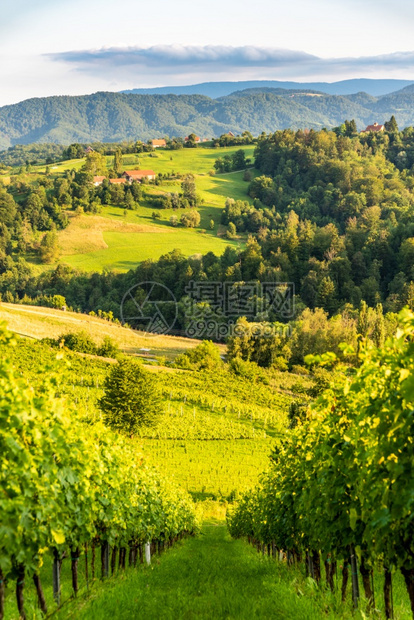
[1,83,414,150]
[122,79,414,98]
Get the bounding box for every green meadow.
[62,227,242,272]
[49,145,256,272]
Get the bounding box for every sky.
[1,0,414,106]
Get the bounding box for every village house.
[151,139,167,148]
[85,146,95,154]
[185,135,201,143]
[122,170,156,182]
[108,178,127,184]
[93,176,105,186]
[361,122,385,133]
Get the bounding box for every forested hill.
[122,78,414,98]
[2,87,414,149]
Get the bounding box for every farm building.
[122,170,156,182]
[151,139,167,148]
[361,122,385,133]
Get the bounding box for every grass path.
[70,525,338,620]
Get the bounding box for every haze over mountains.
[1,80,414,150]
[122,79,414,98]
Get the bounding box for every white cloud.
[46,45,414,80]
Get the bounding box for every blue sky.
[1,0,414,105]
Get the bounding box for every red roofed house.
[109,178,127,184]
[184,136,201,143]
[151,139,167,148]
[93,176,106,186]
[361,122,385,133]
[122,170,156,182]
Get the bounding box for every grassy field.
[59,213,241,271]
[56,527,412,620]
[0,303,216,360]
[3,521,411,619]
[18,146,256,272]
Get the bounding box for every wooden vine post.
[111,547,117,574]
[350,546,360,608]
[101,541,109,579]
[145,542,151,565]
[52,549,61,605]
[33,574,47,614]
[15,565,25,620]
[384,568,393,619]
[84,543,89,589]
[359,555,373,609]
[71,547,80,595]
[341,560,349,602]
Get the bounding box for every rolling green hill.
[2,87,414,149]
[0,308,305,497]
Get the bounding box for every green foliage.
[181,174,197,206]
[214,149,248,173]
[227,317,291,368]
[228,357,269,384]
[0,143,66,166]
[82,151,107,175]
[44,331,119,358]
[180,209,201,228]
[290,308,357,365]
[99,358,161,434]
[113,147,123,176]
[97,336,119,358]
[385,114,399,133]
[226,221,237,238]
[174,340,222,371]
[0,324,198,589]
[39,230,59,263]
[184,133,199,148]
[62,330,97,353]
[228,309,414,612]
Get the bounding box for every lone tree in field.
[98,358,161,435]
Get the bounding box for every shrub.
[228,357,269,384]
[243,169,252,182]
[60,331,97,354]
[226,222,237,239]
[174,340,222,371]
[180,209,201,228]
[98,336,119,359]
